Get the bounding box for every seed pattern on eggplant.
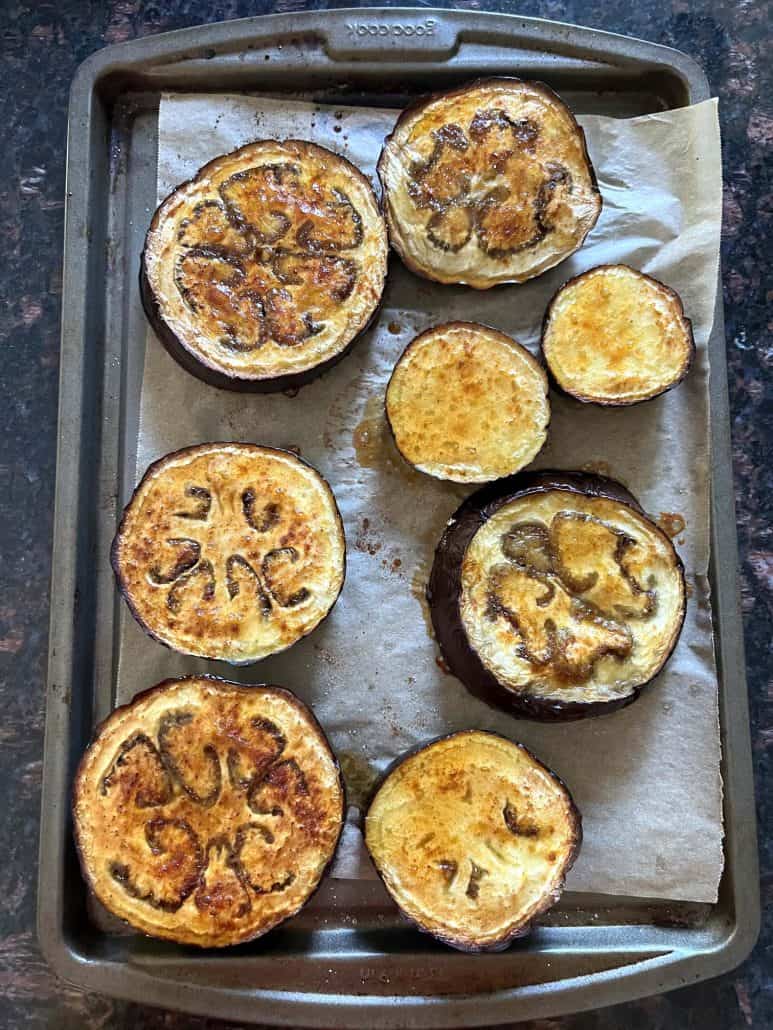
[73,677,344,947]
[137,481,313,621]
[485,512,659,682]
[405,110,573,259]
[429,472,686,719]
[379,79,601,288]
[365,731,581,951]
[112,444,346,664]
[142,141,387,389]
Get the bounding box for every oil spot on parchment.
[657,512,687,539]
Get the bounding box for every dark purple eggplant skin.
[364,729,582,953]
[72,674,346,949]
[427,470,687,722]
[139,139,387,394]
[377,76,602,288]
[541,264,696,407]
[110,443,347,665]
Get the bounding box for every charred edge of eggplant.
[141,139,387,393]
[426,470,687,722]
[541,264,696,407]
[110,443,347,665]
[72,674,347,949]
[377,77,602,290]
[384,321,550,480]
[363,729,582,952]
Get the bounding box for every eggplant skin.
[540,263,700,403]
[427,471,687,721]
[385,321,550,483]
[111,444,348,667]
[141,139,388,392]
[366,729,585,951]
[378,77,601,289]
[72,675,345,948]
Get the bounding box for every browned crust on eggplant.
[364,730,582,952]
[141,139,387,392]
[378,77,602,289]
[139,264,384,394]
[427,471,687,721]
[384,321,550,483]
[111,443,346,665]
[541,264,695,406]
[72,674,345,948]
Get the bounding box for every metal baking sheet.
[38,8,759,1027]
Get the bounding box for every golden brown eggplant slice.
[378,78,601,289]
[73,675,344,947]
[111,444,345,664]
[365,731,581,951]
[141,140,388,391]
[385,321,549,483]
[428,471,686,719]
[542,265,694,405]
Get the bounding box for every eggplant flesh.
[365,730,581,951]
[141,140,388,391]
[428,471,686,720]
[385,321,550,483]
[542,264,694,405]
[111,443,346,664]
[378,78,601,288]
[72,675,344,948]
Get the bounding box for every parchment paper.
[117,93,724,903]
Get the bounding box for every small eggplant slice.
[378,78,601,288]
[111,443,345,664]
[542,264,695,405]
[141,140,387,392]
[385,322,549,483]
[72,675,344,947]
[365,731,581,952]
[427,471,686,719]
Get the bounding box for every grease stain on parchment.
[657,512,687,539]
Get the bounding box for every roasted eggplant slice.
[365,731,580,951]
[378,78,601,288]
[542,265,695,405]
[385,321,549,483]
[141,141,388,391]
[73,675,344,947]
[428,471,686,719]
[111,444,345,663]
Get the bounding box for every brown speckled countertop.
[0,1,770,1027]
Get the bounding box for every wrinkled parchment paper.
[116,94,724,902]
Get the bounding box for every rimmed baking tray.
[38,8,759,1026]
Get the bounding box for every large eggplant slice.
[542,265,694,405]
[73,675,344,947]
[111,444,345,663]
[378,78,601,289]
[385,321,550,483]
[428,471,686,720]
[365,731,580,952]
[141,140,388,391]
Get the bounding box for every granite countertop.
[0,1,769,1027]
